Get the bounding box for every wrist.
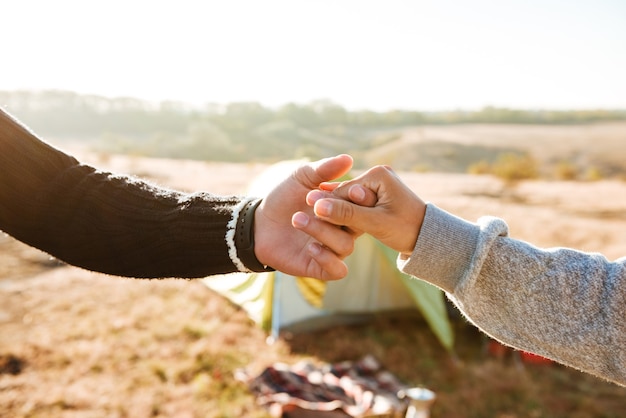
[234,198,275,272]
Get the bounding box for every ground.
[1,153,625,417]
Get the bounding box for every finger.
[292,212,356,258]
[313,198,375,234]
[307,242,348,281]
[347,184,377,207]
[306,189,333,207]
[314,154,353,182]
[303,192,364,236]
[318,183,377,208]
[298,155,354,188]
[319,182,340,192]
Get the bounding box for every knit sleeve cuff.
[226,196,276,273]
[397,203,480,293]
[226,197,257,272]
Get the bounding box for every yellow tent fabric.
[203,235,454,351]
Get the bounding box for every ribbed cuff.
[397,204,480,293]
[226,197,255,272]
[226,197,275,273]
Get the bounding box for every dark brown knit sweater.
[0,109,243,278]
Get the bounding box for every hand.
[253,154,360,281]
[306,165,427,257]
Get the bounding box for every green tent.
[203,160,454,351]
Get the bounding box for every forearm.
[0,109,242,278]
[399,204,626,386]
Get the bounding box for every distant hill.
[361,123,626,178]
[3,89,626,178]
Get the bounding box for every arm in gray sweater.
[399,204,626,386]
[309,164,626,386]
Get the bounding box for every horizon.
[3,88,626,113]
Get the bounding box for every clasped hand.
[261,155,427,281]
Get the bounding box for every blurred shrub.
[467,160,491,175]
[584,166,604,182]
[490,153,539,182]
[554,161,578,180]
[467,154,539,182]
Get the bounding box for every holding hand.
[303,164,427,257]
[253,155,361,281]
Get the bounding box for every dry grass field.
[2,134,626,417]
[364,122,626,178]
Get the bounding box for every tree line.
[3,89,625,164]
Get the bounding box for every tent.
[203,160,454,351]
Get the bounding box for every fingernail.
[292,212,309,228]
[350,185,365,201]
[308,190,325,203]
[315,200,332,217]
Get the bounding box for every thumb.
[300,154,354,188]
[313,197,374,232]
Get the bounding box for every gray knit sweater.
[399,204,626,386]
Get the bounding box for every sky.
[2,0,625,111]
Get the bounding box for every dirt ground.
[1,153,625,417]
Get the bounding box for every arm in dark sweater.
[0,109,241,278]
